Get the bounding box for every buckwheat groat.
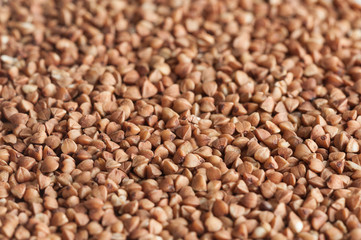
[1,0,361,239]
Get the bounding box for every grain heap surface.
[1,0,361,239]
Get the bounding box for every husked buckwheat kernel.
[2,0,361,239]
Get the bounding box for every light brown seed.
[205,216,223,232]
[327,174,344,189]
[61,138,77,154]
[51,212,69,226]
[241,192,258,209]
[142,80,158,98]
[183,153,203,168]
[212,199,229,217]
[202,81,217,96]
[124,86,142,100]
[289,211,303,233]
[260,96,275,113]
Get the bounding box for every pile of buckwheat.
[2,0,361,239]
